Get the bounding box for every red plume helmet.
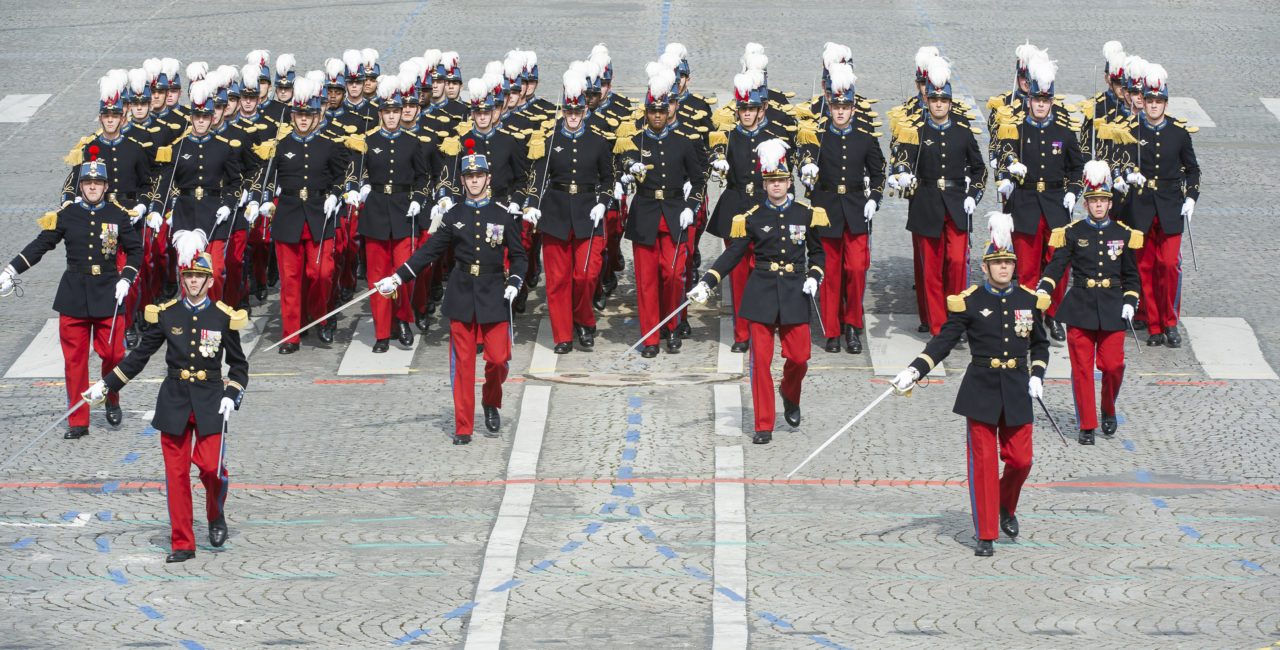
[88,145,99,162]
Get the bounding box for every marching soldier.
[432,51,468,121]
[1,156,143,437]
[796,63,885,354]
[265,53,295,124]
[665,43,716,134]
[990,55,1085,342]
[1078,41,1133,152]
[890,212,1050,557]
[984,43,1072,163]
[687,139,826,444]
[614,67,706,357]
[374,152,527,445]
[523,68,615,353]
[517,51,557,118]
[1038,161,1142,444]
[890,57,986,336]
[418,49,462,132]
[584,46,633,305]
[83,252,248,563]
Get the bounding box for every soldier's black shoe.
[372,338,390,353]
[527,272,539,290]
[105,400,122,427]
[415,313,431,334]
[483,406,501,434]
[277,342,299,354]
[592,290,607,311]
[554,341,572,354]
[1078,428,1096,445]
[577,325,595,349]
[1000,506,1019,538]
[124,325,139,349]
[208,516,227,547]
[845,325,862,354]
[317,322,335,344]
[1045,315,1066,341]
[676,320,692,338]
[752,430,772,444]
[425,299,437,316]
[917,322,930,333]
[397,321,414,347]
[825,337,841,353]
[640,344,660,358]
[1163,325,1181,348]
[665,330,681,353]
[453,433,472,445]
[65,426,89,440]
[255,284,268,301]
[1101,413,1118,436]
[268,266,279,287]
[602,272,618,295]
[1147,332,1165,346]
[730,341,749,353]
[339,286,354,303]
[782,394,801,427]
[974,539,994,557]
[166,549,196,563]
[1133,319,1147,330]
[513,291,527,314]
[431,281,445,301]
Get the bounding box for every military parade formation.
[0,38,1202,559]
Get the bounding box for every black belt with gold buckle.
[971,356,1027,369]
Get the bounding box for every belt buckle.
[470,263,480,276]
[989,358,1001,368]
[936,179,946,190]
[196,370,206,380]
[1102,278,1111,288]
[837,184,847,194]
[569,182,578,194]
[1036,180,1046,192]
[90,265,101,276]
[194,187,204,200]
[299,187,309,201]
[180,369,190,379]
[384,183,394,194]
[654,189,664,200]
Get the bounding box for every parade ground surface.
[1,1,1279,648]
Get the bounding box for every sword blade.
[1185,216,1198,271]
[0,397,89,472]
[787,386,894,478]
[1036,396,1069,447]
[810,294,827,338]
[1126,317,1143,355]
[263,287,377,351]
[602,298,693,373]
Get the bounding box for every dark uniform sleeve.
[701,230,752,289]
[330,137,354,197]
[865,136,887,205]
[964,131,985,203]
[683,136,707,214]
[910,310,968,379]
[503,215,529,289]
[1181,129,1200,201]
[1038,230,1074,293]
[508,141,533,206]
[1027,300,1049,380]
[222,329,248,407]
[410,138,433,205]
[596,136,616,208]
[103,318,166,392]
[1120,236,1142,309]
[805,221,826,281]
[1064,134,1086,198]
[9,219,64,273]
[118,217,143,283]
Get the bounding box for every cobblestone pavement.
[1,1,1279,648]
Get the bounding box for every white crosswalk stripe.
[1182,317,1278,380]
[864,313,947,376]
[335,315,417,375]
[0,94,51,123]
[1167,96,1215,128]
[1261,97,1280,123]
[4,318,63,378]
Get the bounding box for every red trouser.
[160,417,227,551]
[275,224,334,344]
[966,416,1033,541]
[448,319,511,437]
[208,230,248,307]
[339,208,361,289]
[59,314,125,427]
[1012,220,1067,315]
[521,226,541,287]
[748,321,810,433]
[819,230,870,334]
[604,203,627,275]
[1066,327,1125,430]
[364,237,414,339]
[144,223,171,304]
[724,238,755,343]
[914,216,970,335]
[249,217,271,286]
[632,229,692,345]
[1137,217,1182,333]
[543,233,605,342]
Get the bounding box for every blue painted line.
[109,570,127,585]
[96,539,109,553]
[1116,413,1126,424]
[684,566,711,580]
[60,511,80,521]
[100,482,119,494]
[757,612,793,628]
[625,430,640,442]
[716,586,745,601]
[621,448,637,461]
[140,426,156,436]
[138,605,163,620]
[617,466,633,480]
[637,526,656,539]
[442,601,477,619]
[583,522,603,534]
[612,485,635,497]
[1239,560,1263,570]
[809,637,854,650]
[10,538,34,550]
[530,560,555,572]
[656,545,678,559]
[1122,440,1135,451]
[628,397,643,408]
[179,642,205,650]
[97,511,111,521]
[1178,525,1202,539]
[1134,469,1151,483]
[598,504,616,516]
[392,629,430,645]
[625,505,640,517]
[121,453,140,464]
[560,541,582,553]
[624,318,637,325]
[1151,498,1168,508]
[491,579,522,592]
[627,414,642,424]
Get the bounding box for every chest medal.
[100,223,119,256]
[485,223,504,248]
[199,329,222,358]
[1013,309,1033,338]
[788,224,807,244]
[1106,239,1125,260]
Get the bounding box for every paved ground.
[1,1,1279,648]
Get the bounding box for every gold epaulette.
[63,136,95,166]
[708,130,728,149]
[144,298,177,323]
[343,134,366,153]
[996,122,1019,140]
[440,136,461,156]
[969,126,982,134]
[1048,226,1067,249]
[612,136,637,155]
[455,122,472,136]
[947,285,979,312]
[527,133,546,160]
[1123,224,1143,249]
[793,104,817,120]
[729,205,757,238]
[986,95,1006,112]
[1022,285,1050,311]
[703,95,717,105]
[894,124,920,146]
[216,301,248,330]
[341,124,358,134]
[809,205,830,228]
[215,135,241,147]
[38,210,58,230]
[253,140,276,160]
[615,121,638,140]
[797,126,819,146]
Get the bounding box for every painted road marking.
[1182,317,1278,380]
[527,317,557,377]
[714,384,743,438]
[713,446,749,649]
[1167,97,1215,128]
[4,318,62,378]
[336,316,417,375]
[1262,98,1280,123]
[864,314,946,376]
[0,94,51,123]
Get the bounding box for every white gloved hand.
[506,202,522,216]
[259,202,275,219]
[679,207,694,229]
[1007,161,1028,179]
[1036,287,1050,297]
[503,285,519,302]
[359,184,372,203]
[1125,171,1147,186]
[997,178,1015,199]
[82,380,108,406]
[710,170,725,185]
[1,265,16,295]
[863,199,877,221]
[1181,197,1195,218]
[1112,177,1129,194]
[74,196,83,205]
[245,201,260,225]
[238,190,249,207]
[963,196,976,216]
[1028,376,1044,400]
[800,163,819,180]
[146,211,163,230]
[214,206,231,224]
[1063,192,1076,213]
[523,207,541,225]
[628,162,645,175]
[406,200,421,218]
[802,277,819,296]
[1121,304,1135,321]
[131,203,147,223]
[683,180,692,200]
[886,174,901,191]
[686,281,710,304]
[114,279,130,305]
[891,367,920,395]
[619,173,635,186]
[589,203,606,227]
[437,196,455,213]
[323,193,340,217]
[613,182,625,200]
[428,211,445,234]
[898,172,916,189]
[375,275,401,296]
[344,189,361,206]
[219,397,236,421]
[711,159,730,173]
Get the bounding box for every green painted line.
[348,516,419,523]
[848,513,943,518]
[621,570,690,576]
[1188,543,1244,548]
[367,571,447,577]
[1182,576,1258,580]
[347,542,447,548]
[115,518,168,524]
[245,519,329,525]
[245,573,338,579]
[751,572,828,576]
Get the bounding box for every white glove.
[802,277,818,296]
[679,207,694,229]
[1,266,15,295]
[359,184,372,203]
[863,199,877,221]
[146,211,163,230]
[628,162,645,175]
[164,213,172,227]
[503,285,519,302]
[114,279,130,305]
[436,196,455,213]
[886,174,901,191]
[711,159,730,173]
[219,397,236,421]
[1007,161,1028,179]
[1125,171,1147,186]
[613,182,625,200]
[1063,192,1076,213]
[259,202,275,219]
[1028,376,1044,400]
[897,172,916,189]
[1112,177,1129,194]
[407,200,421,218]
[214,206,231,225]
[997,178,1014,199]
[1121,304,1135,321]
[428,211,445,234]
[323,193,340,217]
[799,174,812,190]
[589,203,606,227]
[375,275,401,296]
[344,189,361,206]
[131,203,147,223]
[683,180,692,200]
[507,202,522,216]
[619,173,635,185]
[82,380,108,406]
[891,367,920,395]
[238,190,249,207]
[963,196,976,216]
[523,207,540,225]
[687,281,710,304]
[245,201,260,225]
[1181,197,1195,218]
[800,163,819,180]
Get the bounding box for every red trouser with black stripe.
[208,229,248,307]
[724,238,754,344]
[748,321,810,433]
[914,215,970,335]
[1066,327,1125,430]
[632,227,692,346]
[966,416,1032,541]
[543,233,605,343]
[819,229,870,334]
[448,319,511,437]
[59,314,125,427]
[161,416,227,551]
[274,223,334,344]
[1137,217,1181,334]
[364,237,414,339]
